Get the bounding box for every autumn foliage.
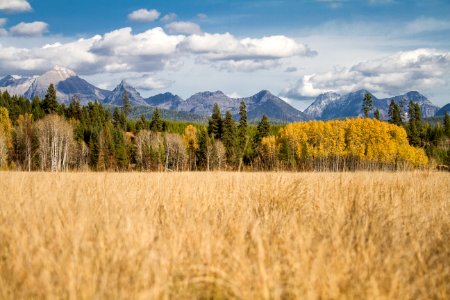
[261,118,428,170]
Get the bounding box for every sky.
[0,0,449,110]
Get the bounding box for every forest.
[0,84,449,172]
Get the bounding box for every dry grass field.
[0,171,449,299]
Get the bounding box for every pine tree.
[362,92,373,118]
[388,99,402,126]
[42,84,58,114]
[374,109,380,120]
[408,101,422,146]
[150,108,163,132]
[444,111,450,138]
[222,111,237,165]
[208,103,222,139]
[196,128,210,170]
[254,115,270,146]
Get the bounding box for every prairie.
[0,171,449,299]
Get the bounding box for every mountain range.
[304,89,440,119]
[0,66,446,122]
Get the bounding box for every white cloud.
[166,21,202,35]
[161,13,177,24]
[283,48,450,99]
[0,26,317,77]
[197,13,208,20]
[0,18,6,27]
[0,0,31,12]
[128,9,160,22]
[10,21,48,37]
[0,28,7,36]
[127,75,173,90]
[404,17,450,35]
[182,33,315,59]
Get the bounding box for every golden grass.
[0,171,449,299]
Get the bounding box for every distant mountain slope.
[0,75,35,96]
[435,103,450,116]
[241,90,309,122]
[304,90,440,120]
[145,92,183,110]
[104,80,148,106]
[129,106,208,123]
[56,76,111,104]
[0,66,110,105]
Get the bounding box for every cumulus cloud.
[166,21,202,35]
[10,21,48,36]
[128,9,160,22]
[179,32,315,71]
[0,0,31,12]
[0,18,6,26]
[0,26,316,75]
[127,75,173,90]
[283,48,450,99]
[161,13,177,23]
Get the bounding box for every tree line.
[0,86,449,171]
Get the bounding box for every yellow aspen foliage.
[278,118,428,168]
[183,125,199,151]
[0,107,13,169]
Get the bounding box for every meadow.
[0,171,449,299]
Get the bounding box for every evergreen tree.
[150,108,164,132]
[31,96,45,120]
[254,115,270,146]
[208,103,222,138]
[222,111,237,165]
[388,99,402,126]
[136,114,147,131]
[196,128,210,170]
[362,92,373,118]
[444,111,450,138]
[408,101,422,146]
[67,97,82,120]
[237,101,249,170]
[237,101,248,147]
[374,109,380,120]
[42,84,58,114]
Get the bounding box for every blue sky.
[1,0,449,108]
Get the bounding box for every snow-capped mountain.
[23,66,110,104]
[0,75,36,96]
[304,92,341,119]
[104,80,148,106]
[304,90,440,120]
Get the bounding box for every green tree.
[196,128,211,170]
[150,108,164,132]
[362,92,373,118]
[388,99,402,126]
[42,84,58,114]
[208,103,222,139]
[237,101,249,170]
[254,115,271,147]
[444,111,450,138]
[222,111,237,165]
[407,101,422,146]
[374,109,380,120]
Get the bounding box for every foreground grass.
[0,172,449,299]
